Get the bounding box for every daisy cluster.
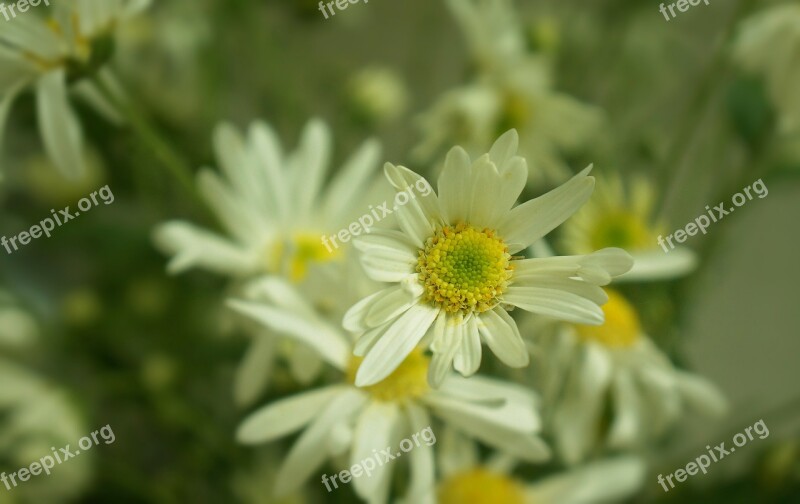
[5,0,798,501]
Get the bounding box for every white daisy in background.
[0,291,91,502]
[402,429,645,504]
[154,118,385,405]
[526,289,727,465]
[560,173,697,282]
[732,4,800,135]
[154,118,382,284]
[414,0,602,186]
[0,0,150,178]
[346,130,633,388]
[229,277,550,503]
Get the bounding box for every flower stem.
[92,74,198,201]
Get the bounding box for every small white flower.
[154,118,382,283]
[415,0,602,186]
[230,279,550,503]
[732,4,800,135]
[346,130,633,388]
[0,0,150,177]
[407,429,645,504]
[528,290,727,465]
[560,172,697,282]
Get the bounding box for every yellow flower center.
[496,91,532,135]
[438,469,526,504]
[575,290,641,348]
[268,232,341,283]
[417,223,512,314]
[347,349,429,402]
[589,210,654,251]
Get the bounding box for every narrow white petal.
[234,334,277,407]
[365,286,419,328]
[384,163,441,246]
[607,369,643,449]
[504,287,605,325]
[529,456,645,504]
[477,308,529,368]
[227,300,350,370]
[352,402,401,502]
[236,385,348,444]
[437,146,472,224]
[619,247,697,282]
[153,221,258,276]
[36,71,85,178]
[356,304,439,386]
[404,403,436,500]
[274,389,368,496]
[453,315,481,376]
[498,165,595,254]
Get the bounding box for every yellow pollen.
[438,468,526,504]
[575,290,641,348]
[589,210,655,251]
[347,349,429,402]
[417,223,512,314]
[267,232,341,283]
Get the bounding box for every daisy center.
[417,223,512,314]
[575,290,641,348]
[438,468,526,504]
[268,232,341,282]
[347,349,429,402]
[590,210,653,251]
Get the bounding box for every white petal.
[236,385,348,444]
[289,119,332,217]
[428,313,460,388]
[274,389,368,496]
[356,304,439,386]
[437,146,472,224]
[234,334,277,407]
[619,247,697,282]
[488,129,519,170]
[321,138,382,223]
[453,315,481,376]
[403,403,436,500]
[383,163,441,247]
[365,286,419,328]
[36,70,86,178]
[153,221,258,276]
[352,402,402,502]
[503,287,605,325]
[477,308,529,368]
[607,369,643,449]
[528,456,645,504]
[227,299,350,370]
[673,370,728,417]
[553,344,613,464]
[498,165,595,254]
[344,290,386,333]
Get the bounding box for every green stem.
[92,75,198,201]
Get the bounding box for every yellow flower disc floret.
[347,349,429,402]
[575,290,641,348]
[417,223,512,314]
[438,468,526,504]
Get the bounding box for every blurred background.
[0,0,799,502]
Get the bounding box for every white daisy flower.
[154,118,382,284]
[0,0,150,178]
[732,4,800,135]
[229,278,550,503]
[560,172,697,282]
[528,289,727,465]
[0,292,91,502]
[414,0,602,186]
[406,429,645,504]
[154,119,384,405]
[346,130,633,388]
